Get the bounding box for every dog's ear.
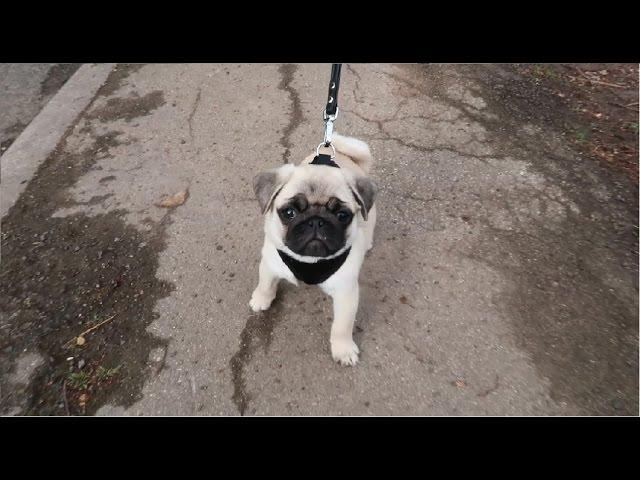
[253,164,295,214]
[348,175,377,221]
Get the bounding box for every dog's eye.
[283,207,297,219]
[336,211,351,222]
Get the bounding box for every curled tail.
[332,133,373,174]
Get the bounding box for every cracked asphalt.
[1,64,637,416]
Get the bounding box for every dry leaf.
[156,189,189,208]
[79,394,88,406]
[455,379,466,388]
[76,336,86,346]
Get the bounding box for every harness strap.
[277,248,351,285]
[310,153,340,168]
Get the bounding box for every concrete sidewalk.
[0,63,81,153]
[1,64,637,416]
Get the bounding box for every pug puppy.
[250,133,377,366]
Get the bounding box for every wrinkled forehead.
[275,165,354,207]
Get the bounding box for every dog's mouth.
[301,238,331,257]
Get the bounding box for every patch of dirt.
[87,91,165,123]
[517,64,638,183]
[96,64,145,97]
[0,65,173,416]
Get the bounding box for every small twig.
[65,314,117,347]
[574,67,626,88]
[610,102,639,111]
[588,79,627,89]
[78,314,116,337]
[574,66,588,78]
[62,380,70,416]
[626,101,639,107]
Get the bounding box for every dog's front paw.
[331,338,360,366]
[249,290,274,312]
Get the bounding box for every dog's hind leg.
[328,282,360,366]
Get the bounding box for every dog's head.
[253,163,376,259]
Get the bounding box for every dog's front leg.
[249,256,279,312]
[329,282,360,366]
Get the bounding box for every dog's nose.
[307,217,324,230]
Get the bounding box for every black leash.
[311,63,342,168]
[325,64,341,118]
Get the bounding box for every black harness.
[309,153,339,168]
[277,64,350,285]
[277,248,351,285]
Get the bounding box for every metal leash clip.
[314,64,342,160]
[316,141,336,158]
[322,106,339,150]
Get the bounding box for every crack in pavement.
[367,65,507,131]
[277,64,304,164]
[346,64,364,105]
[188,87,202,140]
[339,66,512,165]
[344,107,500,165]
[229,291,287,415]
[226,65,305,414]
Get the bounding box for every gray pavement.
[0,64,637,416]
